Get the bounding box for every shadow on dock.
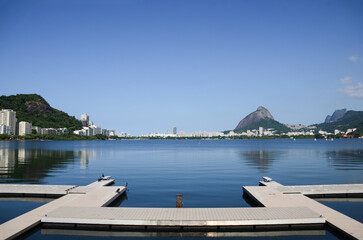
[41,228,326,238]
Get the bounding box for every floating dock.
[259,181,363,198]
[0,177,126,240]
[0,184,76,198]
[244,179,363,240]
[42,206,324,230]
[1,177,362,239]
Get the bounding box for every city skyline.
[1,0,363,135]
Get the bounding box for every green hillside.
[234,118,291,133]
[0,94,82,131]
[314,110,363,134]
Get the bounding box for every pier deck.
[0,184,77,197]
[260,181,363,197]
[1,178,362,239]
[42,206,324,229]
[244,180,363,240]
[0,179,125,240]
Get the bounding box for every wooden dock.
[244,178,363,240]
[0,178,126,240]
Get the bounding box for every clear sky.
[1,0,362,135]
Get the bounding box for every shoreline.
[1,135,362,142]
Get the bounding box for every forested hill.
[0,94,82,130]
[314,110,363,134]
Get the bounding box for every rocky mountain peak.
[324,109,347,123]
[234,106,274,131]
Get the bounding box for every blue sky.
[1,0,362,135]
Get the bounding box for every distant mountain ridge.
[324,109,347,123]
[234,106,291,133]
[315,110,363,134]
[0,94,82,130]
[232,106,363,135]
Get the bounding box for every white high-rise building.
[81,114,89,122]
[0,124,11,135]
[81,114,90,127]
[259,127,264,137]
[0,109,17,135]
[93,125,102,135]
[19,121,32,136]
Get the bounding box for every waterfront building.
[83,127,92,136]
[41,128,57,135]
[81,114,89,121]
[73,129,86,136]
[57,128,69,135]
[346,128,357,134]
[19,121,32,136]
[334,129,342,135]
[227,131,236,136]
[32,126,41,134]
[0,124,11,135]
[81,114,89,127]
[92,125,102,135]
[173,127,177,135]
[0,109,17,135]
[102,129,109,136]
[259,127,264,137]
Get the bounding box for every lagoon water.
[0,139,362,239]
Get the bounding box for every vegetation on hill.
[313,110,363,134]
[0,94,82,131]
[234,118,291,133]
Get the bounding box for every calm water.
[0,139,362,239]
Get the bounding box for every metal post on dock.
[176,194,183,208]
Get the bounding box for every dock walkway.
[244,179,363,240]
[42,206,324,230]
[1,177,362,239]
[0,178,126,240]
[260,181,363,197]
[0,184,77,197]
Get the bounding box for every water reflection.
[0,149,78,183]
[80,150,91,169]
[241,150,280,173]
[326,150,363,170]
